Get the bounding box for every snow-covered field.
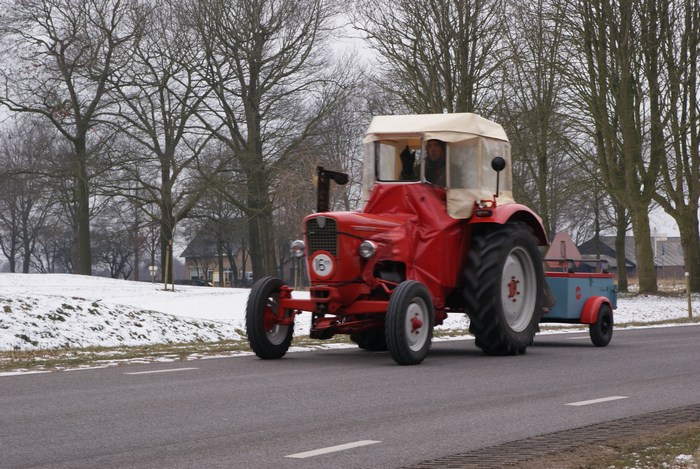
[0,273,698,351]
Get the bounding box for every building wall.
[183,253,250,287]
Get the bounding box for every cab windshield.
[375,140,423,182]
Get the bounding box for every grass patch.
[0,334,357,372]
[520,421,700,469]
[604,423,700,468]
[0,339,251,372]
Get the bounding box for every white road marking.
[564,336,591,340]
[65,366,110,372]
[0,371,51,377]
[285,440,381,459]
[123,367,199,375]
[566,396,628,406]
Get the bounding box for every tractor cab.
[361,113,515,218]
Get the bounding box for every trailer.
[541,259,618,346]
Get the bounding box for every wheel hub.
[263,302,289,345]
[405,300,429,351]
[410,315,424,333]
[501,246,536,332]
[507,276,520,302]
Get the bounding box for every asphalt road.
[1,325,699,469]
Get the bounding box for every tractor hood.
[303,211,407,284]
[303,183,467,302]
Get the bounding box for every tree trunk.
[159,222,173,284]
[133,207,141,281]
[217,232,224,286]
[677,214,700,292]
[8,246,16,273]
[244,86,277,280]
[21,238,31,273]
[629,205,657,293]
[614,202,629,293]
[74,138,92,275]
[247,188,276,280]
[159,195,175,285]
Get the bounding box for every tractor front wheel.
[385,281,434,365]
[246,277,294,359]
[589,303,613,346]
[464,222,544,356]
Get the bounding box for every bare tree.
[562,0,660,292]
[31,219,74,273]
[104,0,212,283]
[187,0,358,279]
[353,0,505,114]
[92,213,134,279]
[497,0,577,240]
[0,118,59,272]
[188,171,247,287]
[140,215,161,279]
[645,0,700,291]
[564,133,633,290]
[0,0,146,275]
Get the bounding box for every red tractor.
[246,113,552,365]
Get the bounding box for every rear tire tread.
[464,223,544,356]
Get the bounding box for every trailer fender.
[580,296,613,325]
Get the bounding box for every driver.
[425,139,446,186]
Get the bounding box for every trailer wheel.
[464,222,544,356]
[589,303,613,347]
[385,281,434,365]
[246,277,294,359]
[350,329,388,351]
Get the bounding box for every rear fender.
[580,296,612,324]
[467,203,548,245]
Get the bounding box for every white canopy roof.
[363,113,509,143]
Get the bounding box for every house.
[544,232,608,273]
[180,221,250,287]
[180,222,309,288]
[578,235,687,280]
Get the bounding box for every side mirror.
[491,157,506,204]
[491,156,506,172]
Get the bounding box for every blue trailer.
[541,259,618,346]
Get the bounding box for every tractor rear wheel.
[589,303,613,346]
[246,277,294,359]
[385,280,434,365]
[464,222,544,355]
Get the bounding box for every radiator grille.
[306,217,337,256]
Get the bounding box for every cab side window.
[449,138,480,189]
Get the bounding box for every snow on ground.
[0,273,698,351]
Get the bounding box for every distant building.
[180,223,308,288]
[578,235,687,280]
[544,232,611,273]
[180,221,250,287]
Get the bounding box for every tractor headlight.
[290,239,305,258]
[359,240,377,259]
